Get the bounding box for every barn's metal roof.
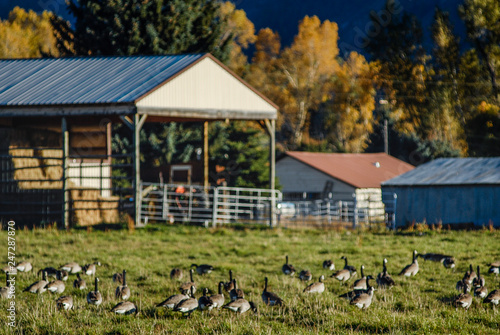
[0,54,205,106]
[284,152,414,188]
[382,158,500,186]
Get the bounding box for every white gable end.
[136,57,277,119]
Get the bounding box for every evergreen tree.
[459,0,500,104]
[51,0,231,61]
[209,121,270,188]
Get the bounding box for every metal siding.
[136,58,277,113]
[0,55,204,106]
[382,185,500,227]
[276,156,355,200]
[383,158,500,186]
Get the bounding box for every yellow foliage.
[0,7,59,58]
[220,2,257,75]
[325,52,379,152]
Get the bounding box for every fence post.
[352,193,358,229]
[392,193,397,230]
[212,188,218,228]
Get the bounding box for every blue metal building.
[381,158,500,228]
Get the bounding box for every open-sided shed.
[0,54,278,227]
[382,158,500,228]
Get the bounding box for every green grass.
[0,224,499,334]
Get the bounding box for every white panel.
[137,58,276,114]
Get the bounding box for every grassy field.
[0,223,499,334]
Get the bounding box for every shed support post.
[264,119,276,227]
[61,117,69,230]
[133,113,147,226]
[204,121,209,189]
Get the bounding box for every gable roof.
[284,151,414,188]
[0,54,205,106]
[382,157,500,186]
[0,53,278,119]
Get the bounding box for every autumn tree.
[0,7,59,58]
[248,16,340,149]
[321,52,379,152]
[219,1,256,76]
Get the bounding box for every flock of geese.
[3,252,500,317]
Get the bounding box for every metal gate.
[139,183,281,227]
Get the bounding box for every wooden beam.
[61,117,69,230]
[264,119,276,227]
[204,121,209,188]
[120,115,134,130]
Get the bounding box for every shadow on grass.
[73,223,126,231]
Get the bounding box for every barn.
[276,152,414,219]
[381,157,500,228]
[0,54,278,227]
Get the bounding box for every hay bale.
[70,188,102,227]
[9,148,63,189]
[98,195,120,223]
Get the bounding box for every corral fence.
[139,182,398,228]
[0,147,133,227]
[278,192,397,229]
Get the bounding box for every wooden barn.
[382,157,500,228]
[0,54,278,227]
[276,152,414,213]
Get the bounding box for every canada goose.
[455,280,473,310]
[24,270,48,294]
[303,275,325,294]
[59,270,69,281]
[282,255,296,276]
[376,258,395,289]
[83,262,100,276]
[262,277,284,306]
[39,267,58,278]
[456,278,471,293]
[323,260,335,271]
[350,279,375,309]
[173,286,198,317]
[170,268,183,281]
[156,293,189,309]
[488,261,500,275]
[56,295,73,311]
[113,272,123,284]
[87,278,102,306]
[198,288,215,311]
[191,264,213,276]
[60,262,82,274]
[483,282,500,307]
[442,257,456,269]
[16,261,32,272]
[229,279,244,301]
[299,270,312,281]
[211,281,225,308]
[399,250,419,276]
[115,270,131,300]
[111,301,138,315]
[418,253,452,262]
[474,284,488,299]
[224,270,235,292]
[353,266,370,290]
[341,256,357,275]
[73,273,86,290]
[0,272,11,299]
[473,266,485,288]
[179,269,196,296]
[46,271,65,293]
[467,264,477,284]
[331,268,351,283]
[223,298,257,314]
